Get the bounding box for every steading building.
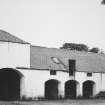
[0,30,105,100]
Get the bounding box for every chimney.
[69,59,76,76]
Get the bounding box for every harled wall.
[17,69,105,99]
[0,42,30,68]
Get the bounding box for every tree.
[60,43,105,54]
[101,0,105,4]
[60,43,89,52]
[89,47,99,53]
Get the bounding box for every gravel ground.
[0,99,105,105]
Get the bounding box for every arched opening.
[0,68,23,100]
[45,79,60,99]
[65,80,78,99]
[83,80,95,98]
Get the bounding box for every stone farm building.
[0,30,105,100]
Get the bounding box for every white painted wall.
[101,73,105,91]
[18,69,69,99]
[17,69,75,99]
[0,42,30,68]
[17,69,105,99]
[75,72,102,96]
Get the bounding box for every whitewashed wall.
[17,69,105,99]
[75,72,102,96]
[0,42,30,68]
[18,69,72,99]
[101,73,105,91]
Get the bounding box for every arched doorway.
[45,79,60,99]
[83,80,95,98]
[65,80,78,99]
[0,68,23,100]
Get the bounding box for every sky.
[0,0,105,50]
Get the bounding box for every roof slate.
[0,30,29,44]
[30,46,105,72]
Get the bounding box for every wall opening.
[0,68,23,100]
[69,59,76,76]
[65,80,78,99]
[45,79,60,100]
[83,80,95,98]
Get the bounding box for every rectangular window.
[50,70,56,75]
[87,73,92,77]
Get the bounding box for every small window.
[87,73,92,77]
[50,70,56,75]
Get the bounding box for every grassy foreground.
[0,99,105,105]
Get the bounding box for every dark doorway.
[65,80,78,99]
[83,80,95,98]
[0,68,22,100]
[45,79,59,100]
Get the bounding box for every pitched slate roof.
[30,45,105,72]
[0,30,29,44]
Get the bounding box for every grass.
[0,99,105,105]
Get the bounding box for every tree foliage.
[60,43,104,54]
[60,43,89,51]
[101,0,105,4]
[89,47,99,53]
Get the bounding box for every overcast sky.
[0,0,105,50]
